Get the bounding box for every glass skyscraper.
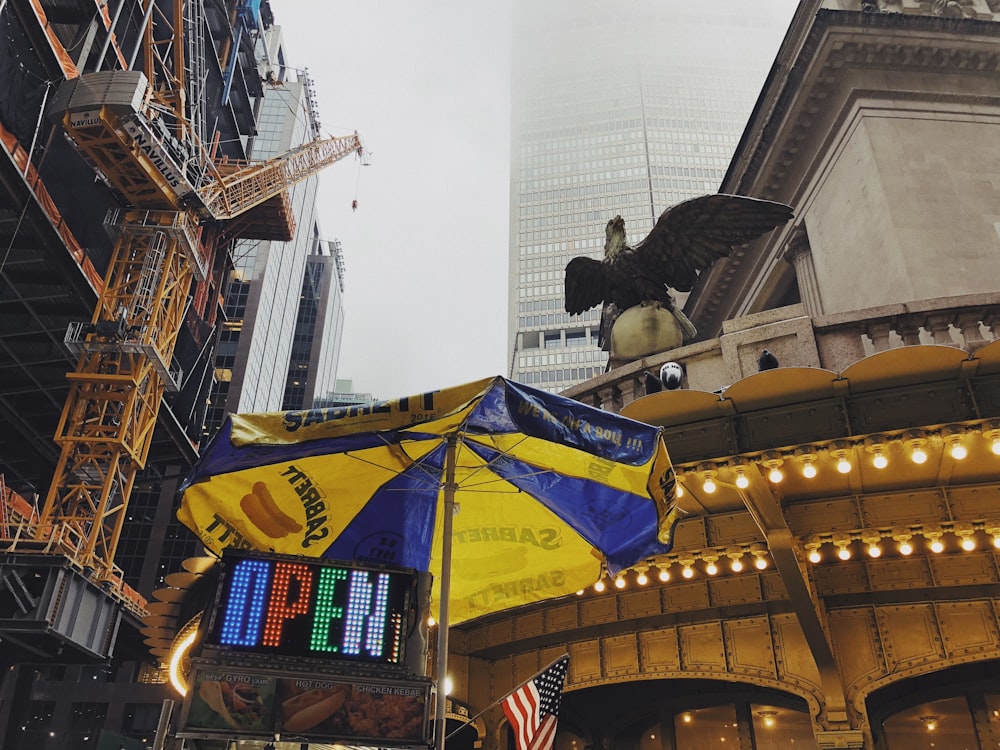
[508,0,796,391]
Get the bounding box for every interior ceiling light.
[920,716,939,732]
[757,710,777,729]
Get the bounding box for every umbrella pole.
[435,434,459,750]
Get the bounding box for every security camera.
[659,362,684,390]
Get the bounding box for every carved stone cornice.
[692,9,1000,338]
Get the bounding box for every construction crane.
[0,0,362,643]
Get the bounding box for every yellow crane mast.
[18,32,362,604]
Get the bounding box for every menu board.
[180,665,431,744]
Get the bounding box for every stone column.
[783,228,823,317]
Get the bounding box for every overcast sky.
[276,2,513,401]
[275,1,799,402]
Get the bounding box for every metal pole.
[24,82,51,178]
[152,698,174,750]
[435,434,459,750]
[95,0,126,72]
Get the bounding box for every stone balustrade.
[563,293,1000,413]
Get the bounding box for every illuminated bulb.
[758,711,777,729]
[750,546,769,570]
[802,460,818,479]
[726,548,745,572]
[676,482,685,499]
[921,716,938,732]
[908,437,929,465]
[926,531,945,554]
[681,561,695,579]
[987,526,1000,550]
[614,576,626,589]
[704,558,719,576]
[962,536,976,552]
[702,474,717,494]
[658,567,670,583]
[899,540,913,556]
[948,436,968,460]
[991,433,1000,456]
[576,590,584,596]
[838,546,852,560]
[636,570,649,586]
[427,615,436,628]
[872,450,888,469]
[444,676,454,696]
[867,543,882,558]
[768,465,783,483]
[954,523,976,551]
[735,468,750,489]
[805,540,822,564]
[682,713,693,724]
[594,580,606,593]
[835,451,852,474]
[833,533,853,561]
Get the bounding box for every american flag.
[502,655,570,750]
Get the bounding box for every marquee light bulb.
[768,465,784,483]
[835,452,852,474]
[731,558,744,573]
[808,548,822,564]
[872,450,888,469]
[735,469,750,489]
[636,571,649,585]
[614,576,626,589]
[948,438,968,460]
[704,560,719,576]
[702,475,717,494]
[838,546,852,561]
[681,563,695,579]
[898,540,913,556]
[908,437,929,464]
[867,543,882,558]
[802,460,818,479]
[658,567,670,583]
[594,580,606,593]
[962,536,976,551]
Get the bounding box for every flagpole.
[435,433,459,750]
[443,653,571,742]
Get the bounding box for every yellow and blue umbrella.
[179,376,679,625]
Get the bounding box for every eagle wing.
[564,256,609,315]
[628,194,794,292]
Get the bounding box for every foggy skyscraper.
[508,0,796,391]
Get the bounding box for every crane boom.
[28,70,364,597]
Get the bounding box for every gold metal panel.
[773,613,823,690]
[786,498,861,535]
[639,628,681,672]
[876,604,944,672]
[723,617,777,678]
[706,511,764,546]
[723,368,838,411]
[513,652,539,685]
[485,620,513,648]
[841,346,968,393]
[828,609,885,688]
[812,562,869,596]
[621,390,724,428]
[867,558,934,590]
[929,553,999,586]
[671,518,708,549]
[679,623,726,670]
[710,576,763,607]
[514,612,544,640]
[619,588,662,618]
[937,600,1000,656]
[760,571,789,600]
[580,596,619,624]
[947,484,1000,518]
[859,490,948,527]
[663,582,711,612]
[545,603,579,632]
[603,634,639,676]
[569,640,602,682]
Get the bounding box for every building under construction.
[0,0,358,746]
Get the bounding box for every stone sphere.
[610,302,684,359]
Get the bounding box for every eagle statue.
[564,194,793,354]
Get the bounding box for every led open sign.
[205,552,416,666]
